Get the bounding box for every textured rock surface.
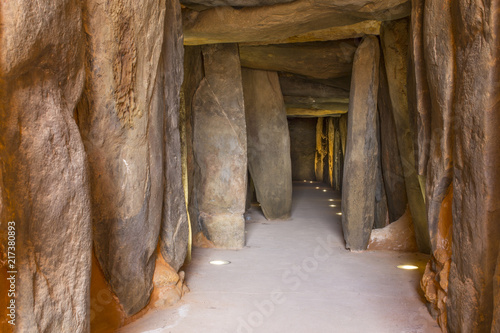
[182,0,411,44]
[380,18,430,254]
[279,74,349,100]
[332,118,344,191]
[412,0,454,328]
[367,208,418,252]
[160,0,190,272]
[378,52,408,223]
[181,0,295,7]
[0,0,92,331]
[374,110,388,229]
[446,1,500,331]
[191,44,247,248]
[341,36,380,251]
[314,118,327,182]
[286,108,347,117]
[327,118,335,187]
[240,41,357,80]
[182,46,205,240]
[77,0,167,315]
[288,118,317,181]
[242,69,292,219]
[243,21,381,45]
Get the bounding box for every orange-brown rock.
[182,0,411,45]
[380,18,430,253]
[0,1,92,331]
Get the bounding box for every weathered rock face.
[409,0,454,328]
[181,0,295,7]
[377,52,408,223]
[446,1,500,331]
[182,0,411,45]
[182,46,205,240]
[341,35,380,251]
[332,118,344,191]
[242,69,292,219]
[0,1,92,331]
[368,208,418,252]
[240,41,357,80]
[244,21,381,45]
[159,0,190,272]
[288,118,317,181]
[191,44,247,248]
[279,74,349,100]
[77,0,168,315]
[314,118,327,182]
[380,18,430,254]
[327,118,335,187]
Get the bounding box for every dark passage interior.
[1,1,499,333]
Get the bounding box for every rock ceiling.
[181,0,409,117]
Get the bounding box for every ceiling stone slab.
[286,107,347,117]
[242,21,381,45]
[279,73,350,98]
[284,97,349,110]
[181,0,295,8]
[240,40,358,80]
[183,0,410,45]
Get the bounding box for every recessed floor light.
[322,189,327,192]
[336,212,342,216]
[329,204,336,207]
[309,181,313,184]
[210,260,231,265]
[315,187,320,189]
[397,265,418,270]
[328,199,335,202]
[303,180,307,182]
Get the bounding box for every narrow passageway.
[120,182,440,333]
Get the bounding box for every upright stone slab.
[191,44,247,248]
[341,35,380,251]
[381,19,431,254]
[333,118,344,191]
[327,118,335,188]
[447,1,500,331]
[242,69,292,220]
[378,52,408,222]
[78,0,166,315]
[0,1,92,331]
[160,0,190,272]
[415,0,454,327]
[315,118,327,182]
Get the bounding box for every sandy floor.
[119,181,441,333]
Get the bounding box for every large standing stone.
[160,0,190,272]
[191,44,247,248]
[378,51,408,222]
[288,118,317,181]
[447,1,500,331]
[77,0,166,315]
[242,69,292,219]
[327,117,335,187]
[182,0,411,45]
[182,46,205,241]
[0,1,92,331]
[341,35,380,251]
[315,118,327,182]
[333,118,344,191]
[415,0,454,327]
[380,18,431,254]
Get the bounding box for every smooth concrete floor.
[120,181,441,333]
